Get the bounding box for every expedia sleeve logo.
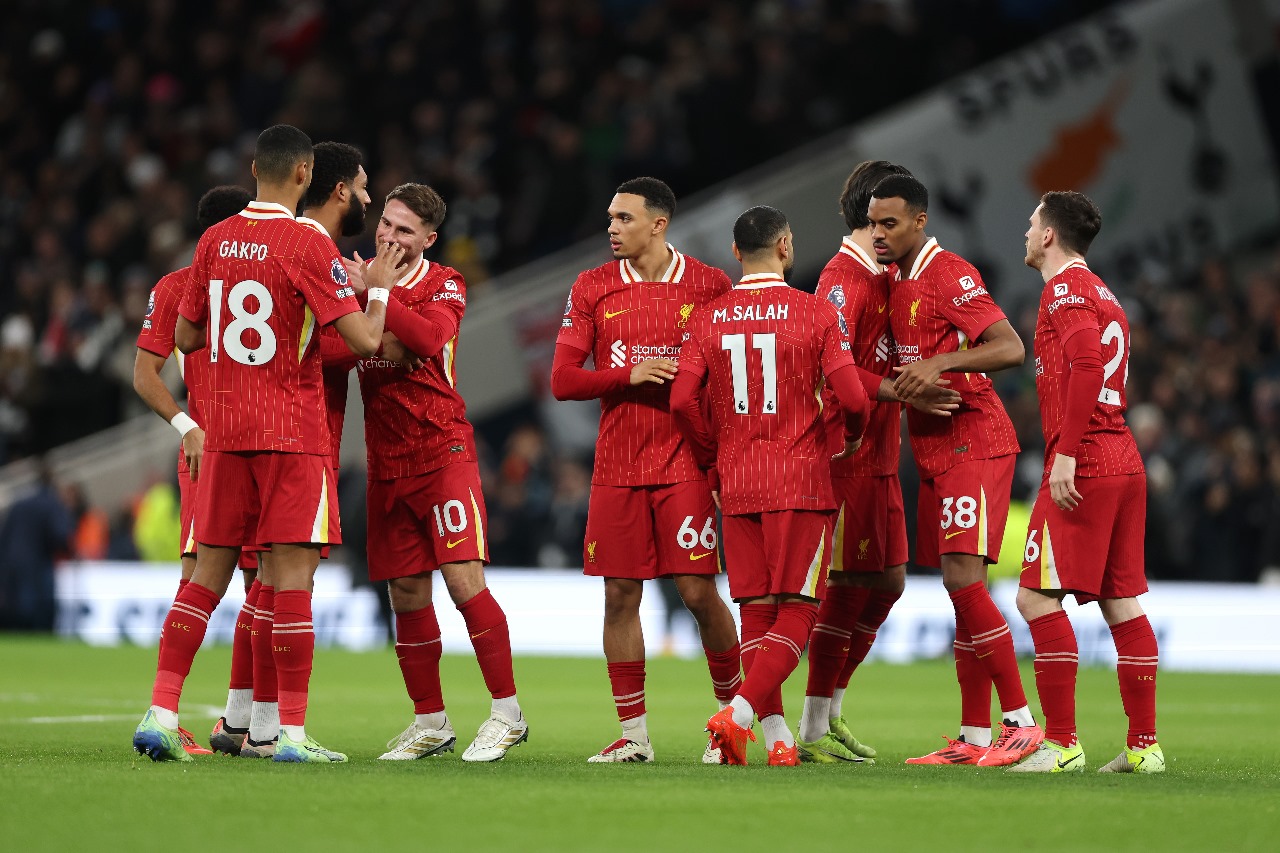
[1054,283,1069,297]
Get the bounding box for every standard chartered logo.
[875,333,891,363]
[610,340,627,367]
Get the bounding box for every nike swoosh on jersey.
[877,304,886,313]
[944,531,965,539]
[604,309,632,319]
[689,551,714,561]
[446,537,469,548]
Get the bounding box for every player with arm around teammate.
[671,205,871,766]
[1008,191,1163,774]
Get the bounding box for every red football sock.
[157,578,192,664]
[458,588,516,699]
[703,643,742,704]
[1028,610,1078,746]
[738,601,818,715]
[152,582,221,712]
[606,660,646,721]
[806,585,867,697]
[228,579,260,691]
[951,581,1028,714]
[954,622,992,729]
[395,605,444,714]
[739,603,778,678]
[1110,615,1158,749]
[252,585,278,703]
[272,589,314,728]
[839,587,900,688]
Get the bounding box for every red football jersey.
[680,274,856,515]
[815,237,901,478]
[1034,259,1144,478]
[888,238,1020,479]
[357,258,476,480]
[297,216,355,467]
[139,266,213,473]
[177,201,360,454]
[556,246,732,486]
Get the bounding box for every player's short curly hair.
[840,161,913,231]
[1040,191,1102,256]
[870,174,929,215]
[615,177,676,219]
[386,183,447,231]
[253,124,314,183]
[733,205,789,256]
[304,142,363,210]
[196,185,252,231]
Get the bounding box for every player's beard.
[340,197,367,238]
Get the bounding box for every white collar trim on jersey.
[900,237,942,280]
[736,273,788,288]
[239,201,295,220]
[396,256,430,289]
[838,236,881,275]
[1053,257,1089,277]
[296,216,331,238]
[621,243,685,284]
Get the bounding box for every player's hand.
[630,358,678,386]
[344,256,368,294]
[381,333,424,371]
[1049,453,1082,510]
[891,359,945,401]
[903,378,961,417]
[183,427,206,482]
[363,242,408,289]
[832,437,862,460]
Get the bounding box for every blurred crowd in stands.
[1,0,1277,591]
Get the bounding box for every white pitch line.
[9,705,225,725]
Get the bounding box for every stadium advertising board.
[56,564,1280,674]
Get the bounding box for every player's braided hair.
[840,161,912,231]
[196,185,252,231]
[385,183,447,231]
[304,142,364,210]
[1040,191,1103,256]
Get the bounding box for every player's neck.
[738,260,786,280]
[847,228,875,256]
[256,184,302,215]
[897,234,930,278]
[301,207,340,239]
[1039,248,1081,283]
[627,241,673,282]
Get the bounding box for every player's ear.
[250,160,259,180]
[651,214,668,236]
[915,210,928,231]
[335,181,348,203]
[731,242,742,263]
[423,231,439,250]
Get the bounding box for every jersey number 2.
[721,333,777,415]
[210,279,278,366]
[1098,320,1129,406]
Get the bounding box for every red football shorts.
[916,455,1015,569]
[1020,473,1147,603]
[367,462,490,582]
[177,453,257,569]
[721,510,832,601]
[830,474,909,573]
[582,481,719,579]
[195,450,340,550]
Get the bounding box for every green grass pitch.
[1,637,1276,852]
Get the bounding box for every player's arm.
[133,349,205,479]
[333,241,404,357]
[1049,323,1105,511]
[669,364,716,471]
[383,298,457,359]
[892,318,1024,399]
[320,328,361,373]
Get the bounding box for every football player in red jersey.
[551,178,741,764]
[133,184,252,757]
[354,183,529,763]
[797,160,915,763]
[868,174,1043,766]
[671,206,872,766]
[1008,192,1163,775]
[133,125,403,764]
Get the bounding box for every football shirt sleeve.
[294,232,361,326]
[937,267,1006,343]
[1056,324,1105,457]
[669,332,715,470]
[137,277,179,358]
[554,274,597,353]
[178,247,210,325]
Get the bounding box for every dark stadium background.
[1,0,1278,611]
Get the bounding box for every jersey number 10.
[209,279,278,366]
[721,332,777,415]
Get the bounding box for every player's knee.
[1015,586,1059,620]
[388,574,432,613]
[441,561,485,605]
